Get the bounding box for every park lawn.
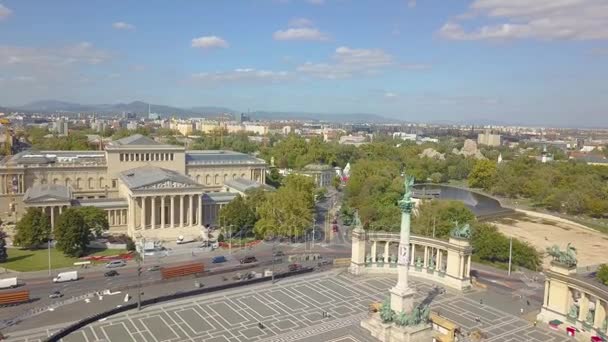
[2,248,126,272]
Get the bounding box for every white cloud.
[0,4,12,21]
[191,36,229,49]
[289,17,314,28]
[112,22,135,30]
[0,42,111,67]
[296,46,395,79]
[191,68,290,84]
[384,92,398,98]
[439,0,608,41]
[273,27,329,41]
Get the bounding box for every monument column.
[349,212,366,275]
[389,175,416,314]
[170,196,175,228]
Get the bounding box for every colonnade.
[107,209,128,227]
[0,174,24,194]
[130,193,202,230]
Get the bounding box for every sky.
[0,0,607,126]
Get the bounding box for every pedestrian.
[533,320,537,327]
[526,300,530,306]
[479,299,483,305]
[520,308,524,314]
[258,322,265,329]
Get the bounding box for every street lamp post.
[47,236,52,276]
[271,240,276,284]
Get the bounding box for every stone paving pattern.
[9,271,570,342]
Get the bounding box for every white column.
[188,194,193,227]
[466,255,472,278]
[151,197,156,230]
[58,206,63,215]
[410,244,415,265]
[107,210,111,226]
[384,242,390,262]
[179,195,184,228]
[50,206,55,230]
[161,196,165,229]
[423,246,429,267]
[459,253,465,278]
[170,196,175,228]
[198,195,202,226]
[141,196,146,229]
[371,241,377,262]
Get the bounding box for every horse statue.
[450,222,472,240]
[546,243,577,267]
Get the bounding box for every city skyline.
[0,0,607,126]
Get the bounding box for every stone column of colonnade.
[134,194,203,231]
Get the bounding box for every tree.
[0,230,7,263]
[332,175,341,190]
[596,264,608,285]
[14,208,52,249]
[468,159,497,190]
[471,223,540,270]
[412,200,476,239]
[77,206,109,236]
[55,208,91,257]
[219,194,257,231]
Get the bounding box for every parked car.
[272,250,285,257]
[288,263,303,272]
[212,255,227,263]
[332,224,339,233]
[147,265,161,272]
[49,291,63,299]
[105,260,126,268]
[240,256,257,264]
[104,270,119,277]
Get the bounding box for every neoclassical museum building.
[0,134,268,240]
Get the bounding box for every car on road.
[332,224,339,233]
[49,291,63,299]
[105,260,126,268]
[288,263,303,272]
[147,265,161,272]
[104,270,119,277]
[272,250,285,257]
[240,256,257,264]
[212,255,227,263]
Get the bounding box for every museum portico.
[1,134,268,240]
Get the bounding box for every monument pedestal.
[389,286,416,313]
[361,314,432,342]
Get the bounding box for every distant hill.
[7,100,397,123]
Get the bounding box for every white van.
[105,260,126,268]
[53,271,78,283]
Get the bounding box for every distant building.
[148,112,160,120]
[393,132,417,141]
[171,121,194,136]
[126,121,139,130]
[282,126,292,135]
[477,130,501,146]
[223,178,274,196]
[294,164,334,187]
[51,119,69,136]
[339,135,368,146]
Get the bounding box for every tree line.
[13,206,109,257]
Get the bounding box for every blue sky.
[0,0,607,126]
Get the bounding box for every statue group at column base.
[361,297,432,342]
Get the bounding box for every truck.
[0,277,18,289]
[161,263,204,280]
[0,290,30,306]
[53,271,78,283]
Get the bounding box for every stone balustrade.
[350,230,473,291]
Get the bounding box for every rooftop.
[119,166,202,191]
[303,163,333,171]
[202,191,237,203]
[224,178,274,193]
[74,198,128,209]
[1,151,106,167]
[23,184,72,203]
[106,134,181,150]
[186,150,266,166]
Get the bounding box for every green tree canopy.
[412,200,476,239]
[55,208,96,257]
[468,159,497,189]
[219,194,257,231]
[14,208,52,249]
[78,206,110,236]
[596,264,608,285]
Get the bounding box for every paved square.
[9,270,571,342]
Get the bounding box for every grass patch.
[2,248,126,272]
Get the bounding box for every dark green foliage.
[471,223,540,271]
[55,208,90,257]
[412,200,476,239]
[596,264,608,285]
[14,208,52,249]
[219,194,258,231]
[191,131,258,153]
[77,206,109,236]
[0,230,7,262]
